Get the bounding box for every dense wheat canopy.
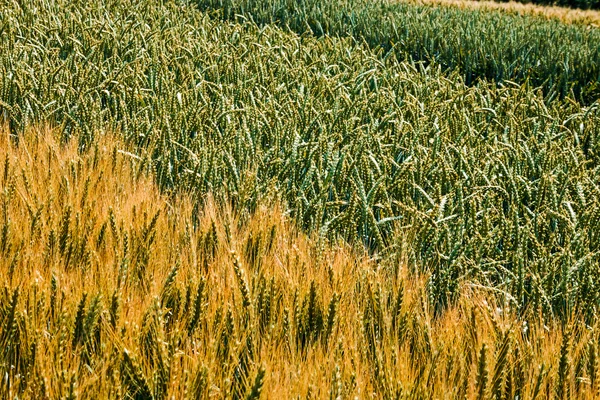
[1,0,600,397]
[2,0,600,316]
[0,126,599,399]
[195,0,600,102]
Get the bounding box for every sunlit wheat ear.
[232,250,252,309]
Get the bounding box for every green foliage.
[196,0,600,102]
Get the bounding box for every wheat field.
[2,0,600,398]
[1,126,600,398]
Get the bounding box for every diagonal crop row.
[195,0,600,103]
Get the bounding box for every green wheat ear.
[557,329,572,400]
[121,348,153,399]
[191,365,209,399]
[246,366,266,400]
[187,277,207,336]
[476,343,488,400]
[589,340,598,396]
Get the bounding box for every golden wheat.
[402,0,600,26]
[1,126,599,399]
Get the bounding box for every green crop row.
[1,0,600,316]
[195,0,600,103]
